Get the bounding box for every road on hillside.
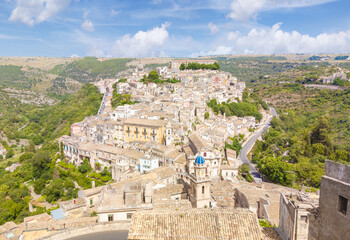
[238,107,277,183]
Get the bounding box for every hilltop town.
[1,58,349,240]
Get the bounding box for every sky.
[0,0,350,57]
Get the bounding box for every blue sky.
[0,0,350,57]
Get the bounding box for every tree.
[225,137,242,155]
[6,149,14,159]
[213,62,220,70]
[310,117,332,150]
[148,70,159,80]
[335,149,349,162]
[312,143,325,155]
[179,63,186,70]
[204,112,209,120]
[78,158,91,174]
[240,164,250,173]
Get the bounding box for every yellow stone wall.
[123,125,165,144]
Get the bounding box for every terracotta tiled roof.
[128,208,262,240]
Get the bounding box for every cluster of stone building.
[320,70,349,84]
[4,60,350,239]
[59,60,256,184]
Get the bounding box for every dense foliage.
[50,57,131,84]
[207,91,265,121]
[140,70,180,84]
[0,84,106,225]
[225,136,242,155]
[111,80,137,108]
[252,83,350,188]
[335,56,349,60]
[0,84,102,144]
[179,62,220,71]
[0,65,29,89]
[218,57,296,82]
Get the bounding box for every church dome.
[195,155,205,165]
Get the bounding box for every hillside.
[0,57,132,96]
[0,84,105,225]
[250,83,350,188]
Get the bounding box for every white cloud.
[228,0,336,21]
[0,34,16,39]
[227,31,240,41]
[111,23,170,57]
[208,22,219,35]
[81,19,94,31]
[83,9,89,19]
[228,0,266,22]
[206,23,350,55]
[9,0,71,26]
[111,9,120,16]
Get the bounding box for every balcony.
[135,130,139,134]
[151,131,157,135]
[142,130,147,135]
[126,128,130,133]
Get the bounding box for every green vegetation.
[111,80,138,108]
[335,56,349,60]
[239,163,253,182]
[0,84,102,144]
[179,62,220,71]
[0,84,105,224]
[308,56,322,61]
[333,78,350,87]
[50,57,131,84]
[144,63,169,69]
[218,57,295,82]
[225,137,242,155]
[0,65,31,89]
[259,219,273,227]
[207,91,264,121]
[140,70,180,84]
[252,84,350,188]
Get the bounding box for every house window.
[127,213,133,219]
[202,186,205,194]
[108,214,114,222]
[339,195,348,215]
[90,199,93,206]
[204,152,206,157]
[301,215,308,223]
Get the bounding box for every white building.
[110,105,138,120]
[139,156,159,173]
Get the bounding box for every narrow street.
[238,107,277,183]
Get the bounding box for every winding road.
[238,107,277,183]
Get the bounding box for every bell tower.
[165,121,172,146]
[189,154,211,208]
